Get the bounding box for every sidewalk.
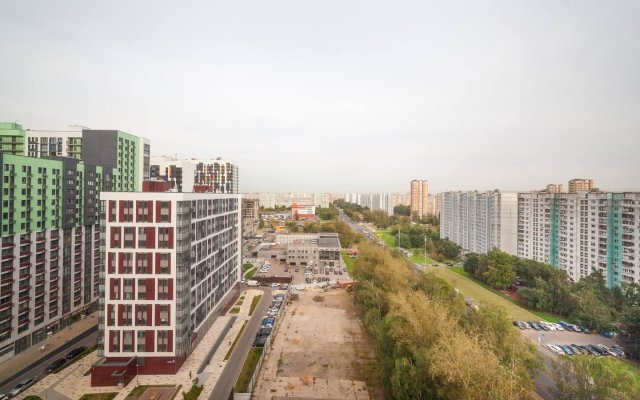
[16,289,263,400]
[0,312,99,384]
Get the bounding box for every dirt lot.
[252,286,382,399]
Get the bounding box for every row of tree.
[388,224,461,260]
[463,249,640,339]
[353,242,541,399]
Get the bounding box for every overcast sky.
[1,1,638,193]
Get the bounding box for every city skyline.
[1,1,639,193]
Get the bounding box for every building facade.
[0,124,150,362]
[0,123,26,155]
[410,180,429,218]
[93,191,241,385]
[568,179,595,193]
[517,191,640,287]
[242,198,259,238]
[427,194,442,217]
[150,156,239,194]
[440,191,518,255]
[291,202,316,220]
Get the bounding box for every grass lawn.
[243,263,253,272]
[249,295,262,316]
[245,268,256,279]
[225,320,249,361]
[341,250,356,275]
[375,230,397,247]
[229,307,240,314]
[79,394,118,400]
[445,266,562,322]
[410,253,438,265]
[183,384,203,400]
[235,347,264,393]
[426,266,544,322]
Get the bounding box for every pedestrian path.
[15,289,263,400]
[0,312,98,384]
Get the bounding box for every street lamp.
[424,236,427,269]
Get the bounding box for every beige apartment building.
[410,180,429,218]
[568,179,595,193]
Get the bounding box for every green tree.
[619,307,640,358]
[552,356,640,400]
[394,204,410,216]
[463,253,479,275]
[481,249,516,289]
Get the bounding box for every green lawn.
[245,268,256,279]
[341,250,356,275]
[225,320,249,361]
[235,347,264,392]
[249,295,262,316]
[410,253,438,265]
[79,394,117,400]
[425,266,544,321]
[445,266,562,322]
[375,230,397,247]
[183,384,203,400]
[243,263,253,272]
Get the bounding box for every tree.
[393,204,410,216]
[480,249,516,289]
[464,253,480,275]
[437,239,460,259]
[619,307,640,358]
[552,356,640,400]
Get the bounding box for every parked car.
[66,346,86,360]
[271,283,280,289]
[44,358,67,374]
[601,331,615,338]
[257,327,272,337]
[7,377,37,397]
[254,336,268,347]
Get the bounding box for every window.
[136,304,148,325]
[136,253,149,274]
[159,253,170,274]
[124,227,135,248]
[137,331,146,352]
[157,331,168,352]
[158,279,169,300]
[158,305,169,326]
[123,278,134,300]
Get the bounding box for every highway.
[208,288,272,400]
[0,328,98,395]
[338,209,555,400]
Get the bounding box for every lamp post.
[424,236,427,269]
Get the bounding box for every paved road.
[0,330,98,395]
[209,288,272,400]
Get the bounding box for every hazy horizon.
[1,1,639,193]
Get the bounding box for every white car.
[271,283,280,289]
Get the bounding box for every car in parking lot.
[66,346,86,360]
[7,377,37,397]
[44,358,67,374]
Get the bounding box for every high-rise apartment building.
[440,191,518,255]
[150,156,239,194]
[517,191,640,287]
[0,122,150,361]
[427,194,442,217]
[92,191,240,386]
[546,184,565,193]
[242,198,259,238]
[410,180,429,218]
[0,123,26,155]
[568,179,595,193]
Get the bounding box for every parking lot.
[254,258,351,286]
[518,322,620,358]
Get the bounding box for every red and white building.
[91,191,241,386]
[291,202,316,221]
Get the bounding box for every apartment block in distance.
[440,190,518,255]
[0,122,149,362]
[92,190,241,386]
[150,156,239,194]
[410,180,429,218]
[517,191,640,287]
[242,197,259,238]
[568,178,596,193]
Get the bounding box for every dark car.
[254,336,268,347]
[257,327,273,337]
[44,358,66,374]
[65,346,86,360]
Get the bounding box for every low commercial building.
[92,189,241,386]
[257,233,341,267]
[291,202,316,220]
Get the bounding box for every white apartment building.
[94,191,240,385]
[440,191,518,255]
[517,192,640,287]
[150,156,239,194]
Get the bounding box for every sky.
[0,1,639,193]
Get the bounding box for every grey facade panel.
[82,130,118,169]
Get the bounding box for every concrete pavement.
[208,288,272,400]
